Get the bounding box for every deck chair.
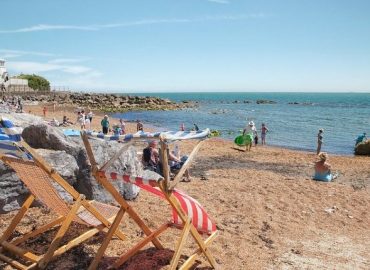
[0,122,129,269]
[81,129,218,269]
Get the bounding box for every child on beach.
[76,111,85,130]
[261,123,269,145]
[137,120,143,132]
[119,119,126,134]
[101,115,110,134]
[42,106,47,118]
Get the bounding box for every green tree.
[17,74,50,91]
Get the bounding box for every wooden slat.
[37,195,84,269]
[0,253,28,270]
[0,194,34,243]
[111,223,169,269]
[159,136,171,191]
[96,174,164,249]
[80,201,126,241]
[100,141,134,171]
[11,217,65,246]
[52,215,122,257]
[170,218,192,270]
[88,207,125,270]
[21,142,81,200]
[170,140,204,190]
[81,132,98,169]
[179,231,218,270]
[82,134,164,250]
[1,241,40,263]
[22,140,126,242]
[160,187,217,269]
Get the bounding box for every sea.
[112,92,370,155]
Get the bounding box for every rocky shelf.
[7,92,195,112]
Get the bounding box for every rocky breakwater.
[20,92,194,112]
[0,113,161,213]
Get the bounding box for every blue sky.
[1,0,370,92]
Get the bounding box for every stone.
[0,162,29,213]
[354,140,370,155]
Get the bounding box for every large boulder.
[36,149,79,203]
[22,124,142,201]
[0,162,29,213]
[355,140,370,155]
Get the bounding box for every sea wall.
[5,92,194,112]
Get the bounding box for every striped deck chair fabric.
[101,170,217,234]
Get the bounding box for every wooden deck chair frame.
[0,141,129,270]
[81,132,218,270]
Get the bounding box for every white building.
[0,59,9,85]
[0,59,29,92]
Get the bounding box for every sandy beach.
[1,104,369,269]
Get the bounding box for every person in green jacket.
[101,115,110,134]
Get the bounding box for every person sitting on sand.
[313,152,338,182]
[61,115,73,127]
[168,145,191,182]
[142,140,160,172]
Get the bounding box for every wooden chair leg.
[180,231,218,270]
[0,195,35,243]
[164,192,218,269]
[88,207,125,270]
[37,195,84,269]
[170,218,192,270]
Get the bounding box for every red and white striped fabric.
[99,170,216,234]
[101,171,160,187]
[138,184,217,234]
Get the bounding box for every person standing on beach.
[261,123,269,145]
[243,121,256,151]
[87,110,94,124]
[76,111,85,130]
[317,129,324,154]
[101,115,110,134]
[119,119,126,134]
[42,106,47,118]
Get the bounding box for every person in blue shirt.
[355,132,367,145]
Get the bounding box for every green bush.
[17,74,50,91]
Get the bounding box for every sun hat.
[318,152,327,161]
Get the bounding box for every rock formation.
[0,114,158,213]
[9,92,194,112]
[354,140,370,155]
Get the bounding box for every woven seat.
[0,119,127,270]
